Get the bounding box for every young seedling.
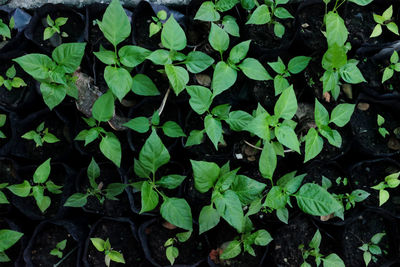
[64,158,127,207]
[245,0,294,38]
[0,114,7,139]
[358,232,386,266]
[44,15,68,41]
[164,231,192,265]
[7,158,63,213]
[14,42,86,110]
[90,237,125,267]
[298,230,345,267]
[382,51,400,84]
[74,117,122,167]
[149,10,167,37]
[132,130,192,231]
[0,229,23,262]
[377,114,389,138]
[50,239,67,258]
[0,65,27,91]
[370,5,399,38]
[0,16,14,41]
[21,122,60,147]
[371,171,400,206]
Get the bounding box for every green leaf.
[156,175,186,189]
[52,43,86,73]
[274,7,293,19]
[226,110,252,131]
[212,61,237,96]
[330,103,355,127]
[100,133,121,167]
[295,183,342,216]
[185,130,205,147]
[199,205,220,234]
[92,90,114,122]
[195,1,220,22]
[104,66,132,101]
[64,193,88,207]
[259,141,277,179]
[35,193,51,213]
[204,114,222,150]
[0,20,11,39]
[222,15,240,37]
[90,238,105,252]
[138,130,170,175]
[274,85,297,120]
[379,189,390,206]
[176,231,192,242]
[252,229,273,246]
[363,251,371,266]
[314,99,329,127]
[325,11,348,47]
[322,44,347,70]
[274,22,285,38]
[5,65,16,79]
[34,158,51,184]
[94,48,117,65]
[0,230,23,251]
[43,133,60,144]
[275,125,300,153]
[209,23,229,53]
[309,230,322,249]
[191,160,220,193]
[211,104,231,119]
[147,49,171,65]
[162,121,186,138]
[119,45,151,68]
[382,68,394,83]
[140,181,159,213]
[0,191,9,204]
[132,74,159,96]
[304,128,324,162]
[322,254,345,267]
[231,175,266,204]
[347,0,373,6]
[13,54,55,80]
[215,0,239,12]
[165,246,178,266]
[108,250,125,264]
[370,24,382,38]
[274,75,290,95]
[97,0,131,46]
[339,63,366,84]
[161,15,186,51]
[123,117,149,133]
[185,51,214,74]
[214,190,244,232]
[7,180,31,197]
[371,233,386,244]
[247,112,270,140]
[165,64,189,95]
[228,40,251,65]
[246,5,270,25]
[387,22,399,35]
[238,58,271,81]
[46,181,62,194]
[11,77,27,88]
[186,85,213,115]
[288,56,311,74]
[160,197,193,231]
[40,83,67,110]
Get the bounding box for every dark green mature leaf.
[259,141,276,179]
[191,160,220,193]
[304,128,323,162]
[238,58,271,81]
[13,54,55,80]
[220,240,241,259]
[247,112,270,140]
[156,175,186,189]
[64,193,88,207]
[165,64,189,95]
[339,63,366,84]
[231,175,266,204]
[104,66,132,101]
[322,253,345,267]
[185,51,214,73]
[275,125,300,153]
[204,114,222,150]
[348,0,373,5]
[185,130,205,147]
[123,117,149,133]
[40,83,67,110]
[161,16,187,51]
[274,7,293,19]
[295,183,342,216]
[214,190,244,232]
[264,186,288,209]
[186,85,213,115]
[162,121,186,138]
[226,110,252,131]
[160,197,193,231]
[97,0,131,46]
[52,43,86,73]
[119,45,151,68]
[95,48,119,65]
[139,130,170,175]
[140,181,159,213]
[92,90,114,122]
[274,85,297,119]
[287,56,311,74]
[215,0,239,12]
[195,1,220,22]
[246,4,270,25]
[322,44,347,70]
[199,205,220,234]
[222,15,240,37]
[212,61,237,96]
[132,74,159,96]
[252,229,273,246]
[209,23,229,53]
[100,133,121,167]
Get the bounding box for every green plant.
[50,239,67,258]
[377,114,389,138]
[132,130,192,231]
[74,117,122,167]
[191,160,265,233]
[0,229,23,262]
[163,231,192,265]
[0,114,7,139]
[0,65,27,91]
[7,158,63,213]
[21,122,60,147]
[371,171,400,206]
[0,182,9,204]
[267,56,311,95]
[64,157,127,207]
[44,15,69,41]
[358,232,386,266]
[0,16,14,41]
[149,10,167,37]
[90,237,125,266]
[298,230,345,267]
[370,5,399,38]
[382,51,400,84]
[304,99,355,162]
[245,0,294,38]
[13,42,86,110]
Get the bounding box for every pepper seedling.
[44,15,69,41]
[50,239,67,258]
[358,232,386,266]
[22,122,60,147]
[90,237,125,267]
[0,65,27,91]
